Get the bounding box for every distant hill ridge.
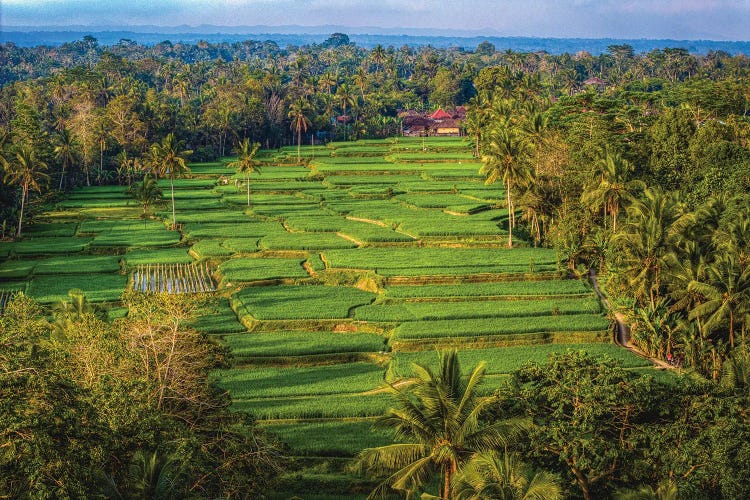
[2,25,749,54]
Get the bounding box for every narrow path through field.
[345,216,388,227]
[360,378,415,395]
[588,269,675,370]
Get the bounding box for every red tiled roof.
[430,108,452,120]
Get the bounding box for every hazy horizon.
[2,0,749,41]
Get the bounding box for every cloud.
[1,0,748,40]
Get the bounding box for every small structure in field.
[132,262,216,294]
[0,290,18,314]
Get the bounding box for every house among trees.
[400,107,466,136]
[582,76,608,91]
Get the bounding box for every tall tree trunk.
[729,309,735,349]
[246,173,251,208]
[297,127,302,163]
[170,176,176,230]
[59,162,66,190]
[506,178,513,248]
[571,465,592,500]
[16,185,27,238]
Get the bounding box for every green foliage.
[219,257,308,283]
[231,285,376,320]
[393,314,610,341]
[225,331,385,357]
[26,274,127,303]
[263,421,393,457]
[385,279,591,298]
[214,362,385,399]
[354,297,602,322]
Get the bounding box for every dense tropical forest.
[1,34,749,498]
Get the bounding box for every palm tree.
[288,98,311,163]
[453,451,562,500]
[319,70,337,95]
[2,145,50,238]
[127,173,163,228]
[53,128,79,190]
[581,150,644,232]
[480,127,533,248]
[228,138,261,207]
[371,44,386,74]
[147,133,191,230]
[356,350,517,499]
[126,450,183,500]
[612,188,692,309]
[688,254,750,349]
[615,479,678,500]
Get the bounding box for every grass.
[388,343,651,379]
[213,362,385,399]
[323,247,557,275]
[24,222,79,237]
[188,299,246,334]
[122,247,195,266]
[219,257,308,283]
[90,230,181,248]
[0,237,91,255]
[0,260,36,279]
[259,232,357,251]
[392,314,611,341]
[221,238,260,254]
[353,297,602,322]
[34,255,121,274]
[224,331,386,357]
[385,280,591,299]
[262,421,393,457]
[231,285,376,320]
[26,274,127,303]
[190,239,234,258]
[184,222,285,240]
[232,393,391,419]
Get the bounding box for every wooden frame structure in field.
[0,290,18,314]
[132,262,215,294]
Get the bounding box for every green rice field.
[1,136,667,498]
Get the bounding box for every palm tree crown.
[2,145,50,238]
[356,350,515,499]
[481,127,533,248]
[147,133,191,230]
[228,138,261,207]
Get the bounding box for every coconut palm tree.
[356,350,518,499]
[127,173,163,228]
[147,133,191,230]
[688,254,750,349]
[335,83,356,140]
[53,128,79,190]
[615,479,679,500]
[2,145,50,238]
[580,150,644,232]
[371,44,386,74]
[228,138,261,207]
[480,127,533,248]
[288,98,311,163]
[612,187,692,309]
[453,451,562,500]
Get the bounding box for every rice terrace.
[2,137,663,497]
[1,6,749,497]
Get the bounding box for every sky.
[2,0,749,40]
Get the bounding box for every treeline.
[466,58,749,377]
[0,291,281,498]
